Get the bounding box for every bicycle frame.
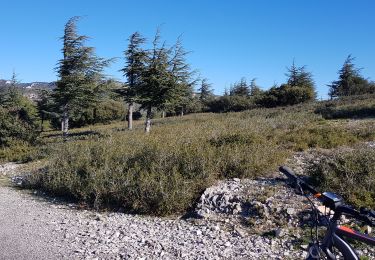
[317,219,375,260]
[279,166,375,259]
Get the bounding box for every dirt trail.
[0,186,68,259]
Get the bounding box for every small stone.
[275,228,284,237]
[234,227,246,238]
[212,225,220,231]
[286,208,295,215]
[113,231,120,238]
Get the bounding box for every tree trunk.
[62,105,69,137]
[180,107,184,117]
[128,102,134,130]
[145,106,152,133]
[161,111,165,118]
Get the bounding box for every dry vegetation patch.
[18,97,375,215]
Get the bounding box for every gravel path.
[0,186,67,259]
[0,160,309,260]
[0,183,307,260]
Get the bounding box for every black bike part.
[360,207,375,218]
[279,166,319,195]
[336,205,375,226]
[321,192,344,209]
[280,166,347,211]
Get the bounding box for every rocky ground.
[0,146,374,259]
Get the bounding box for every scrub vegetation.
[24,96,375,215]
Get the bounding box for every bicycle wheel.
[306,243,345,260]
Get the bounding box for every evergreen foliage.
[129,30,197,132]
[53,16,111,136]
[165,37,196,116]
[198,78,214,111]
[0,73,38,157]
[207,95,255,113]
[258,62,316,107]
[0,106,37,148]
[198,78,214,102]
[230,77,250,97]
[36,89,53,131]
[249,78,263,98]
[119,32,147,130]
[329,55,375,98]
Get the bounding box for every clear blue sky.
[1,0,374,98]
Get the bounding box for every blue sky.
[0,0,374,98]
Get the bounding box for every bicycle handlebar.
[279,165,375,226]
[279,166,319,196]
[337,205,375,226]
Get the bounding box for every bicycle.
[279,166,375,260]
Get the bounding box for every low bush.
[0,106,39,162]
[316,103,375,119]
[31,134,217,215]
[27,104,375,215]
[50,99,126,129]
[207,95,256,113]
[308,146,375,209]
[281,125,359,151]
[257,84,315,108]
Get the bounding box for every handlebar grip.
[279,165,319,196]
[279,166,298,182]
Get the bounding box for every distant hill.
[0,79,56,101]
[0,79,56,90]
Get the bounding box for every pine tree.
[223,87,229,96]
[329,55,373,97]
[3,71,23,109]
[286,61,315,90]
[168,37,197,116]
[135,30,196,132]
[53,17,111,136]
[120,32,147,130]
[249,78,262,97]
[198,78,214,103]
[36,89,53,132]
[136,29,171,132]
[230,77,250,96]
[284,61,316,103]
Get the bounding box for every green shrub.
[26,103,375,216]
[50,99,126,129]
[207,95,256,113]
[31,135,217,215]
[281,125,359,151]
[0,140,36,162]
[257,84,315,108]
[308,147,375,208]
[315,95,375,119]
[0,107,37,148]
